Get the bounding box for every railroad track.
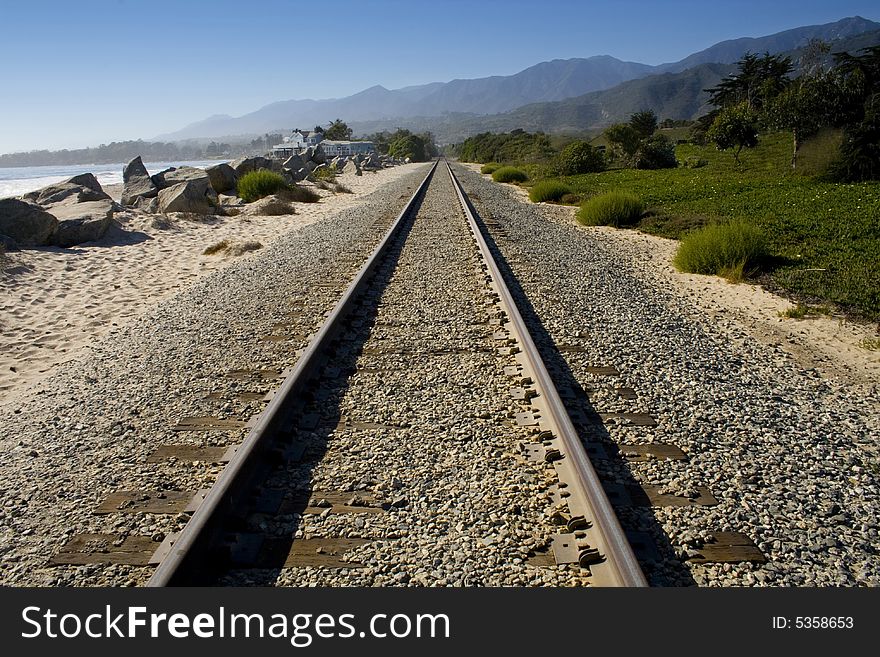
[50,160,765,586]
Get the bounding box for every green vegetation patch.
[481,163,502,174]
[555,141,605,175]
[673,220,767,280]
[858,337,880,351]
[778,304,832,319]
[238,169,289,203]
[555,133,880,318]
[528,180,572,203]
[457,130,554,164]
[492,166,528,183]
[313,165,337,180]
[577,192,644,227]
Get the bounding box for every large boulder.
[66,173,105,194]
[283,154,305,171]
[133,196,159,213]
[0,233,20,251]
[122,156,158,206]
[206,163,237,194]
[340,160,362,176]
[300,147,314,162]
[311,145,327,164]
[293,168,309,182]
[229,156,273,177]
[22,172,110,206]
[51,200,116,247]
[24,181,110,206]
[0,198,58,246]
[151,166,211,190]
[218,194,245,208]
[158,179,215,214]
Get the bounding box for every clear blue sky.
[1,0,877,153]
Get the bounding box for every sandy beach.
[0,165,421,402]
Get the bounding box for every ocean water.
[0,160,222,199]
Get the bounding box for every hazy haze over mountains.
[152,15,880,143]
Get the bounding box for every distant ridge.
[345,28,880,144]
[156,56,654,141]
[140,16,880,143]
[656,15,879,72]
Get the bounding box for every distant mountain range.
[153,15,877,143]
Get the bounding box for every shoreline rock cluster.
[0,173,121,248]
[0,146,402,249]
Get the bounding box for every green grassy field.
[517,132,880,320]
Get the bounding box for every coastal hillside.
[348,28,880,143]
[156,16,879,142]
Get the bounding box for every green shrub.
[492,166,528,183]
[528,180,572,203]
[313,164,337,180]
[556,141,605,175]
[777,304,831,319]
[682,156,708,168]
[237,169,289,202]
[481,162,501,174]
[829,105,880,182]
[577,192,644,227]
[633,135,678,170]
[673,220,767,278]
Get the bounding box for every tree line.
[0,139,241,168]
[452,129,555,163]
[700,42,880,179]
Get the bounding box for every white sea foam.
[0,161,219,199]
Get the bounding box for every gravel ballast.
[3,158,877,588]
[453,163,879,586]
[221,166,589,587]
[0,166,431,586]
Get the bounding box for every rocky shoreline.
[0,146,402,250]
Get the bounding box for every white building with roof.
[320,140,376,157]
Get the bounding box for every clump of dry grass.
[203,239,263,257]
[777,304,832,319]
[279,185,320,203]
[203,239,230,255]
[333,183,353,194]
[858,337,880,351]
[251,197,295,216]
[228,241,263,256]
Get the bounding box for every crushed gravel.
[452,163,879,586]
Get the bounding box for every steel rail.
[445,161,647,587]
[148,160,439,586]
